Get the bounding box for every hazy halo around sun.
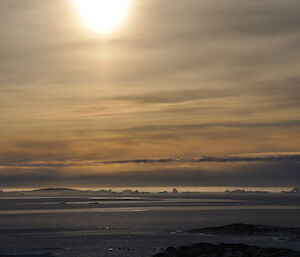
[74,0,131,34]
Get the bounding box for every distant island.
[159,188,179,194]
[2,187,300,195]
[18,188,150,195]
[119,189,150,195]
[225,189,269,194]
[33,188,80,192]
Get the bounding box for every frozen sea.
[0,191,299,257]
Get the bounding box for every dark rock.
[153,243,300,257]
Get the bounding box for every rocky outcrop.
[153,243,300,257]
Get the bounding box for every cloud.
[0,158,299,188]
[1,0,300,188]
[1,152,300,168]
[114,88,239,104]
[98,152,300,165]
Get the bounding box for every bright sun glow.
[74,0,131,34]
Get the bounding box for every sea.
[0,187,299,257]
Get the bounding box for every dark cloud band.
[1,153,300,168]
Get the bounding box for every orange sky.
[0,0,300,188]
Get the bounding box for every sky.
[0,0,300,188]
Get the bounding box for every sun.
[74,0,131,34]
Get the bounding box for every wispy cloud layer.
[0,157,299,188]
[1,0,300,187]
[102,153,300,165]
